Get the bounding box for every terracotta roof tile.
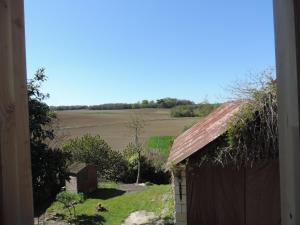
[167,101,245,166]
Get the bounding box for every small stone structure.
[65,162,97,193]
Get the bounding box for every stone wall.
[65,176,78,193]
[173,166,187,225]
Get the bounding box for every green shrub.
[121,143,170,184]
[121,155,170,184]
[62,134,127,181]
[195,72,278,167]
[28,68,70,206]
[171,105,195,117]
[147,136,174,155]
[193,103,220,117]
[225,78,278,166]
[170,103,220,118]
[56,191,85,218]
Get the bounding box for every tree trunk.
[135,127,141,184]
[136,151,141,184]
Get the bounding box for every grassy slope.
[147,136,174,155]
[47,183,173,225]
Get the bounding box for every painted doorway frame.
[1,0,300,224]
[274,0,300,224]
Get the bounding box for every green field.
[147,136,175,155]
[47,183,173,225]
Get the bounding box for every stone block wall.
[65,176,78,193]
[173,166,187,225]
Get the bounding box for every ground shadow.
[88,188,126,200]
[163,215,175,225]
[34,196,56,217]
[72,214,105,225]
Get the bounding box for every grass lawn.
[147,136,175,155]
[47,182,173,225]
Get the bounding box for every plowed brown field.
[55,108,199,150]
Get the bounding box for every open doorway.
[1,1,300,225]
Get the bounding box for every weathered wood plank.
[274,0,300,224]
[0,0,33,224]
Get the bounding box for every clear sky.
[24,0,275,106]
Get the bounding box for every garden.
[44,182,173,225]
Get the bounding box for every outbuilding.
[167,102,280,225]
[66,162,97,194]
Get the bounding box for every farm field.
[55,108,200,150]
[147,136,175,155]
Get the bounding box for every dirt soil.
[54,108,199,150]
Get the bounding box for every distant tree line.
[50,98,196,111]
[52,105,89,110]
[170,103,220,117]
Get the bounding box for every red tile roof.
[167,101,245,166]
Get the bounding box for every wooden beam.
[0,0,33,224]
[274,0,300,224]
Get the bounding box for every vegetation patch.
[62,134,127,181]
[147,136,174,155]
[122,142,171,184]
[28,68,70,208]
[189,71,278,168]
[223,76,278,166]
[170,103,220,118]
[47,183,173,225]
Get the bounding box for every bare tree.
[215,69,278,167]
[226,68,276,101]
[126,114,145,184]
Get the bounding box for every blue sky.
[24,0,275,106]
